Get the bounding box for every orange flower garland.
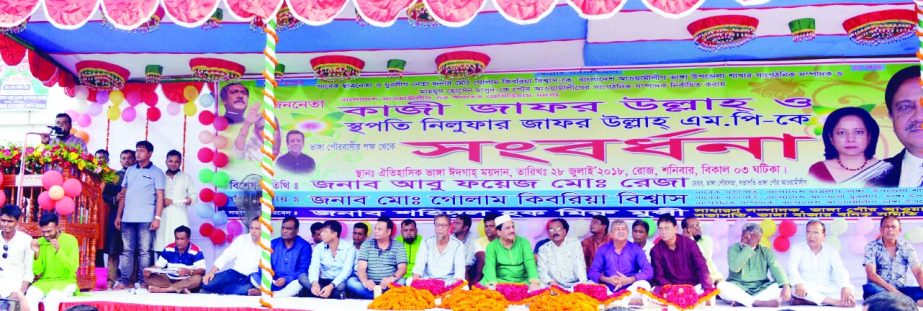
[367,286,436,310]
[440,287,510,311]
[527,292,599,311]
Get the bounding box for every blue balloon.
[195,203,215,219]
[212,211,229,226]
[199,94,215,108]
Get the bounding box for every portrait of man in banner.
[276,130,316,174]
[870,65,923,188]
[220,82,251,125]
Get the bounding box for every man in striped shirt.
[346,216,407,299]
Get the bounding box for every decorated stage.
[55,291,870,311]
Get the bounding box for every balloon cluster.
[37,171,82,216]
[772,220,796,252]
[194,84,229,246]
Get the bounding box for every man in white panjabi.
[788,220,855,307]
[154,150,193,252]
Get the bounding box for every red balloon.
[38,191,54,210]
[147,107,162,122]
[210,229,227,245]
[198,111,215,125]
[199,188,215,202]
[197,148,215,163]
[213,116,229,131]
[213,152,229,168]
[773,236,791,252]
[199,223,215,237]
[213,192,228,207]
[142,92,159,107]
[778,220,797,237]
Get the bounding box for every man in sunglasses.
[0,205,34,311]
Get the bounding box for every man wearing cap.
[481,215,540,291]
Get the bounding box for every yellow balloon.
[110,90,125,105]
[49,185,64,200]
[759,236,771,248]
[107,105,120,121]
[827,236,841,251]
[184,102,197,117]
[759,219,777,237]
[183,86,199,102]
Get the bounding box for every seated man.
[202,217,261,295]
[347,216,407,299]
[650,215,712,292]
[270,217,312,297]
[588,220,652,300]
[788,220,855,307]
[143,225,206,294]
[536,218,587,288]
[717,223,791,307]
[682,216,723,284]
[396,219,421,280]
[26,214,79,311]
[862,216,923,306]
[481,215,541,291]
[0,205,34,311]
[411,214,466,284]
[301,221,355,299]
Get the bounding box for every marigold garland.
[440,287,509,311]
[637,285,720,311]
[528,292,599,311]
[367,286,436,310]
[0,143,116,182]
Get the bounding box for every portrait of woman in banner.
[808,107,891,185]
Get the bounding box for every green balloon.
[643,218,656,236]
[213,171,230,188]
[198,169,214,183]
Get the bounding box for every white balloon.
[199,94,215,108]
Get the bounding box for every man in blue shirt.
[143,226,206,294]
[115,140,165,290]
[270,217,312,297]
[300,220,355,299]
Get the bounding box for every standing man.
[40,113,87,151]
[717,223,791,307]
[412,215,466,284]
[862,216,923,306]
[302,221,355,299]
[276,130,316,174]
[476,213,500,250]
[581,215,610,269]
[155,150,192,252]
[202,217,261,295]
[103,149,134,287]
[588,220,652,304]
[870,65,923,187]
[682,216,723,284]
[348,217,407,299]
[114,141,165,290]
[649,215,713,292]
[26,214,79,311]
[788,220,855,307]
[352,223,369,250]
[144,226,206,294]
[0,205,33,310]
[396,219,421,280]
[453,215,484,285]
[536,218,587,288]
[632,220,653,261]
[270,217,312,297]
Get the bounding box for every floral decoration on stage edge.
[637,285,720,311]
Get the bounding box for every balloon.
[195,203,215,219]
[213,171,230,188]
[848,235,867,255]
[198,169,214,183]
[199,188,215,202]
[213,152,229,168]
[75,86,89,100]
[642,218,656,236]
[778,220,797,238]
[198,111,215,125]
[62,178,82,198]
[213,135,228,149]
[856,217,875,235]
[772,236,790,252]
[906,227,923,244]
[827,236,841,251]
[48,185,65,200]
[54,197,76,216]
[213,192,228,207]
[199,94,215,108]
[198,131,214,144]
[107,104,121,121]
[183,86,199,102]
[830,218,848,236]
[121,107,137,122]
[759,236,771,248]
[568,220,590,239]
[197,148,215,163]
[87,103,103,116]
[711,219,729,238]
[184,102,197,117]
[167,103,181,116]
[143,92,158,107]
[199,223,215,237]
[74,131,90,145]
[126,91,142,106]
[42,171,63,190]
[213,116,228,131]
[65,109,79,120]
[147,107,161,122]
[212,212,228,226]
[210,229,227,245]
[77,113,92,127]
[38,192,54,210]
[0,190,6,207]
[110,90,124,105]
[227,220,243,237]
[759,219,777,237]
[96,91,110,104]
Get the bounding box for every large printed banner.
[218,62,923,219]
